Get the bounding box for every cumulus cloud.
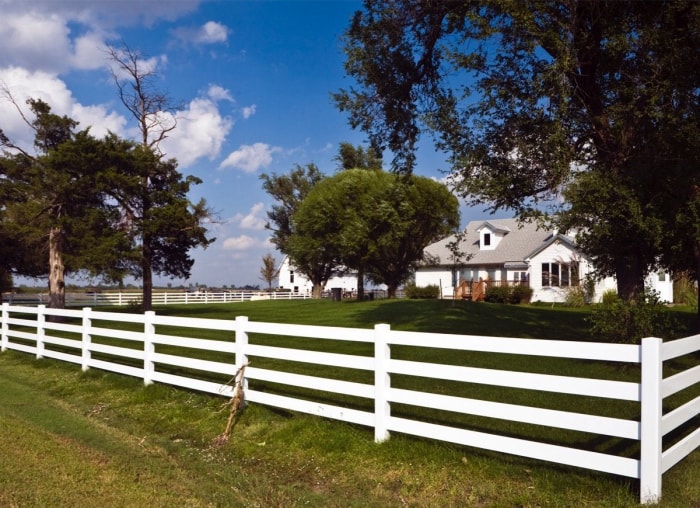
[173,20,229,46]
[160,96,234,168]
[219,143,280,173]
[223,235,258,251]
[241,104,256,119]
[234,203,267,230]
[207,84,234,102]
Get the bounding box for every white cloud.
[198,21,229,44]
[0,66,127,149]
[219,143,280,173]
[241,104,256,119]
[234,202,267,230]
[71,31,110,70]
[207,84,233,102]
[223,235,258,251]
[161,97,234,168]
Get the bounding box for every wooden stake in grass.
[213,363,248,447]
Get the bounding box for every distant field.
[1,299,698,507]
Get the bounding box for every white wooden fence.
[1,290,312,307]
[1,303,698,504]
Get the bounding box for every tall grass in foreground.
[1,299,698,507]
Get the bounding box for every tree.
[335,1,699,302]
[260,163,325,254]
[292,169,459,298]
[259,253,279,290]
[107,43,214,311]
[0,98,132,308]
[334,141,383,171]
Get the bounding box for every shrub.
[405,284,440,299]
[563,286,587,307]
[510,285,533,304]
[588,288,683,343]
[484,285,510,304]
[600,289,620,305]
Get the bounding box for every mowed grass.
[1,299,698,507]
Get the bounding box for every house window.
[659,270,666,282]
[483,233,491,246]
[541,262,580,287]
[290,271,295,283]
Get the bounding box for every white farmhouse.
[415,218,673,303]
[277,256,360,296]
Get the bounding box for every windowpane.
[562,264,570,286]
[541,263,550,287]
[551,263,560,286]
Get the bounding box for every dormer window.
[483,233,491,246]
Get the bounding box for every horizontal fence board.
[41,349,81,365]
[388,359,641,401]
[152,315,237,332]
[6,330,38,341]
[662,365,700,399]
[7,317,37,328]
[246,321,374,343]
[388,330,641,363]
[89,311,145,324]
[43,322,83,334]
[43,335,81,349]
[88,359,143,378]
[6,343,36,354]
[90,343,145,360]
[151,371,234,397]
[246,344,374,371]
[90,326,144,342]
[246,389,375,427]
[152,334,236,354]
[662,427,700,474]
[388,387,640,440]
[42,308,83,319]
[387,416,640,478]
[663,334,700,361]
[662,396,700,436]
[247,366,374,399]
[152,352,235,376]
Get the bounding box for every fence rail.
[1,303,698,504]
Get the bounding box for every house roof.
[423,218,578,267]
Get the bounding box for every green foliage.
[484,285,532,305]
[404,284,439,299]
[674,273,699,309]
[563,286,588,308]
[588,288,684,343]
[291,169,460,298]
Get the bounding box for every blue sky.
[1,0,504,288]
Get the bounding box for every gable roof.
[423,218,579,267]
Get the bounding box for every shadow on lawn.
[350,299,593,341]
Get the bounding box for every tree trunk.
[311,282,323,299]
[356,266,365,301]
[141,238,153,312]
[387,283,398,299]
[614,256,646,302]
[48,226,66,310]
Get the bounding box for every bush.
[563,286,587,307]
[405,284,440,299]
[588,288,683,343]
[484,285,510,304]
[511,285,533,304]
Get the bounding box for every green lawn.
[1,299,698,507]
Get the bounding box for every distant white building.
[415,218,673,303]
[277,256,387,296]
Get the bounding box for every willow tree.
[335,0,700,302]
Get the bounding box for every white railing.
[0,290,313,307]
[1,303,698,505]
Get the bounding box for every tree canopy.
[335,0,700,303]
[291,169,459,298]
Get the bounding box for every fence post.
[374,323,391,443]
[143,310,156,385]
[1,303,9,352]
[640,337,663,504]
[234,316,249,396]
[36,305,46,359]
[81,307,92,372]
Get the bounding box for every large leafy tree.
[292,169,459,298]
[107,44,214,311]
[335,0,700,302]
[0,99,132,308]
